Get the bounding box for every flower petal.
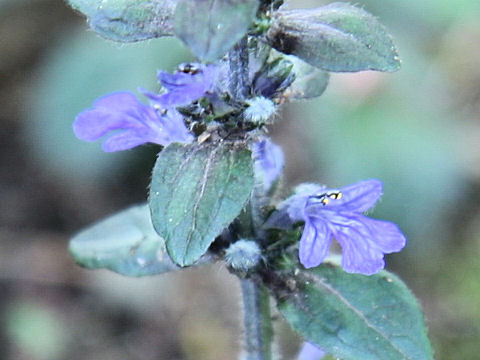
[307,179,382,214]
[299,218,332,268]
[93,91,146,113]
[253,138,285,192]
[73,92,149,141]
[298,342,326,360]
[336,179,383,212]
[74,92,193,152]
[102,130,149,152]
[157,108,194,144]
[151,64,219,107]
[155,83,207,107]
[286,183,325,221]
[329,213,406,275]
[158,70,198,90]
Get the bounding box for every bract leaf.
[67,0,177,42]
[174,0,259,61]
[69,204,183,277]
[267,3,401,72]
[273,258,434,360]
[287,56,330,100]
[149,141,254,266]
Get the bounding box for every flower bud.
[253,58,294,97]
[243,97,276,124]
[225,239,262,272]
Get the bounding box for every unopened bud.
[225,239,262,272]
[243,97,276,124]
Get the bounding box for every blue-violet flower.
[253,138,285,192]
[73,91,193,152]
[286,179,406,275]
[297,342,326,360]
[142,63,219,108]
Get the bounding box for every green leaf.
[274,258,434,360]
[287,56,330,100]
[149,141,255,266]
[69,204,182,276]
[67,0,177,42]
[174,0,259,61]
[267,3,401,72]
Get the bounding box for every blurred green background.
[1,0,479,359]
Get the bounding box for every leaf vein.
[182,145,219,262]
[302,273,410,359]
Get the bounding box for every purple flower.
[142,63,219,108]
[73,91,193,152]
[253,138,285,192]
[297,342,326,360]
[286,179,406,275]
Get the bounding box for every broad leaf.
[174,0,259,61]
[149,141,254,266]
[267,3,400,72]
[69,204,183,277]
[67,0,177,42]
[273,258,434,360]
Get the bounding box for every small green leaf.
[69,204,182,276]
[174,0,259,61]
[267,3,401,72]
[274,258,434,360]
[67,0,177,42]
[149,141,254,266]
[287,56,330,100]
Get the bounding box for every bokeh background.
[1,0,480,359]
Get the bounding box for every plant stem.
[229,36,249,101]
[240,279,272,360]
[230,35,272,360]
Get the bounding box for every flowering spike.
[285,179,406,275]
[73,91,193,152]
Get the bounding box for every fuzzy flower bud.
[243,97,276,124]
[225,239,262,272]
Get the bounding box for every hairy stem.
[229,36,249,101]
[240,279,272,360]
[230,35,272,360]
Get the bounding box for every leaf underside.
[69,204,180,277]
[174,0,259,61]
[67,0,176,42]
[267,3,401,72]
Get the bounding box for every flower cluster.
[284,179,406,275]
[73,63,218,152]
[73,60,406,277]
